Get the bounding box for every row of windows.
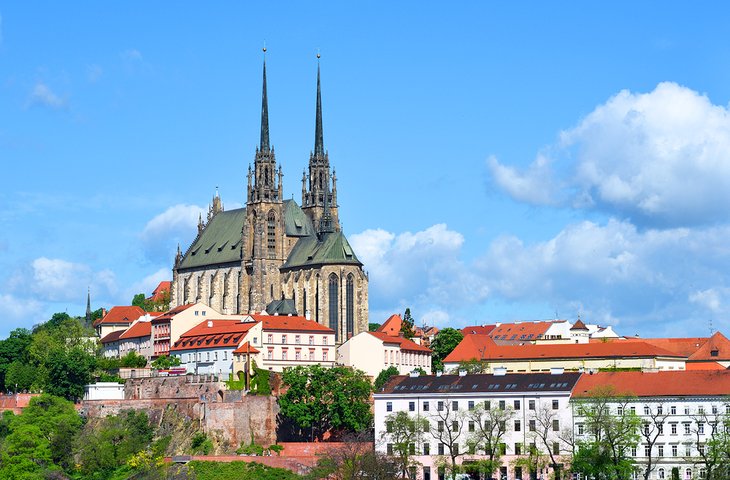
[578,421,725,437]
[384,350,430,367]
[385,441,561,457]
[390,398,561,413]
[608,404,730,416]
[266,348,329,362]
[271,334,329,345]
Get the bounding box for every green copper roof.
[282,230,362,270]
[266,298,298,316]
[283,200,315,237]
[178,208,246,270]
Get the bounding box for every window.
[672,445,678,457]
[699,406,705,414]
[328,274,339,341]
[617,406,624,415]
[214,351,218,361]
[578,423,584,435]
[514,400,521,410]
[452,421,459,432]
[438,443,444,455]
[423,401,430,411]
[323,350,328,361]
[553,419,560,431]
[267,334,273,343]
[468,401,474,411]
[685,445,692,457]
[452,401,458,411]
[552,442,560,455]
[515,443,522,455]
[499,400,506,410]
[386,444,393,455]
[282,349,287,361]
[468,421,475,432]
[409,443,415,455]
[295,335,301,344]
[658,468,665,479]
[529,400,536,410]
[423,443,430,455]
[322,336,328,345]
[658,445,664,457]
[309,335,314,345]
[552,399,559,410]
[699,423,705,435]
[438,421,444,432]
[206,352,210,361]
[630,406,636,414]
[485,400,491,410]
[386,402,392,412]
[295,350,301,361]
[267,349,273,360]
[386,421,393,433]
[529,420,536,432]
[631,446,637,457]
[645,445,651,457]
[644,423,650,435]
[267,211,276,257]
[437,401,444,412]
[409,401,415,412]
[658,423,664,435]
[453,444,459,456]
[684,423,691,435]
[282,335,287,344]
[499,443,507,455]
[712,405,718,414]
[346,274,354,338]
[671,423,677,435]
[671,405,677,415]
[644,405,651,415]
[515,420,521,432]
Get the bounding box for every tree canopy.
[373,366,400,392]
[430,327,464,372]
[279,365,372,440]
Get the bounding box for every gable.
[178,208,247,269]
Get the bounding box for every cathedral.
[170,57,369,343]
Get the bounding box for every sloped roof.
[377,314,402,336]
[251,314,335,333]
[119,321,151,340]
[685,361,726,371]
[151,304,195,324]
[461,325,496,336]
[233,341,260,354]
[171,319,256,352]
[266,298,298,316]
[688,332,730,362]
[571,319,588,330]
[100,329,125,344]
[281,231,362,270]
[93,306,146,327]
[367,331,432,353]
[598,333,730,362]
[148,281,171,301]
[283,200,315,237]
[489,320,563,342]
[573,370,730,398]
[380,372,581,395]
[444,333,685,364]
[178,208,246,270]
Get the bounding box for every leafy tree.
[466,402,515,477]
[381,411,428,478]
[689,407,730,479]
[45,346,96,400]
[401,308,416,339]
[120,350,148,368]
[572,386,641,480]
[428,397,466,477]
[151,354,181,369]
[279,365,372,440]
[373,365,400,391]
[4,361,35,392]
[454,358,489,374]
[75,410,154,476]
[0,328,32,391]
[529,401,568,479]
[368,323,381,332]
[639,403,670,480]
[0,423,56,479]
[306,431,397,480]
[132,293,147,309]
[430,327,464,372]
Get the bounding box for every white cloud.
[490,82,730,227]
[140,204,204,263]
[27,257,117,302]
[125,268,170,300]
[1,293,43,323]
[28,82,67,110]
[121,49,143,62]
[689,288,730,314]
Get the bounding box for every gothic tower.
[241,54,286,313]
[302,59,339,231]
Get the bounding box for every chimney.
[207,320,213,328]
[102,308,107,317]
[409,369,420,378]
[436,371,443,377]
[305,310,311,321]
[458,369,467,377]
[493,367,507,376]
[550,367,564,375]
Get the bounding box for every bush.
[236,443,264,456]
[191,432,213,455]
[120,351,147,368]
[268,444,284,456]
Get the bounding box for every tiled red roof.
[151,304,195,324]
[376,314,402,336]
[573,370,730,397]
[251,315,335,333]
[571,319,588,330]
[233,341,260,354]
[119,321,151,340]
[444,333,684,364]
[148,281,171,301]
[488,320,564,342]
[93,306,146,327]
[688,332,730,361]
[367,331,432,353]
[461,325,496,336]
[100,329,125,344]
[598,332,730,362]
[171,320,256,352]
[685,361,726,371]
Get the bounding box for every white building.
[339,314,432,379]
[572,370,730,480]
[375,371,581,480]
[151,302,234,357]
[84,382,125,401]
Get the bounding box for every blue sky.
[3,2,730,338]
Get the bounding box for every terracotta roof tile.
[233,342,260,354]
[367,331,432,353]
[171,320,256,352]
[444,334,684,364]
[100,330,125,344]
[251,315,335,333]
[148,281,171,302]
[573,370,730,397]
[150,304,195,324]
[119,321,151,340]
[488,320,564,341]
[93,306,146,327]
[461,325,496,336]
[376,314,402,336]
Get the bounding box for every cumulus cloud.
[27,82,67,110]
[490,82,730,227]
[27,257,117,302]
[124,268,171,300]
[140,204,204,263]
[689,288,730,314]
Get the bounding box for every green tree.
[430,327,463,372]
[306,431,397,480]
[120,350,148,368]
[572,386,641,480]
[0,328,32,391]
[401,308,416,339]
[151,354,181,369]
[279,365,373,440]
[132,293,147,309]
[382,411,428,478]
[45,347,96,400]
[466,402,515,477]
[373,366,400,392]
[368,323,381,332]
[4,361,35,392]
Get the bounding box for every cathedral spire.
[260,49,270,153]
[314,54,324,157]
[85,287,92,326]
[319,173,334,234]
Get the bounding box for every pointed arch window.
[328,274,339,341]
[267,211,276,258]
[346,274,354,339]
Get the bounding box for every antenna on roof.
[709,317,715,335]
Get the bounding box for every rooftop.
[93,305,146,327]
[573,370,730,398]
[378,372,582,395]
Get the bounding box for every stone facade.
[171,60,368,344]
